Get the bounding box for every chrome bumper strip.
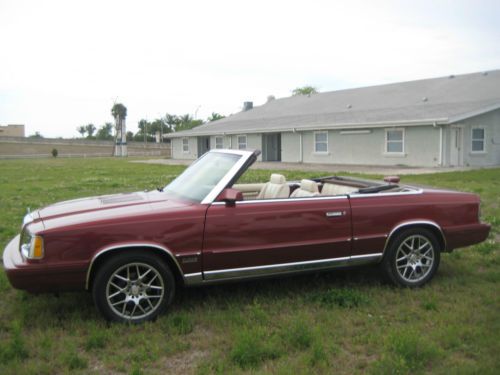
[185,253,383,285]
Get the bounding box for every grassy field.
[0,158,498,374]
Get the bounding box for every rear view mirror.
[217,188,243,206]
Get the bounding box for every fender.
[85,242,185,289]
[381,220,447,257]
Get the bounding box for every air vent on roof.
[449,74,455,79]
[266,95,276,103]
[422,97,428,102]
[243,101,253,111]
[482,71,488,76]
[347,104,352,109]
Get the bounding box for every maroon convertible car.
[3,149,490,322]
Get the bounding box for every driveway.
[132,158,476,175]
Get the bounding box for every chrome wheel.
[395,235,435,283]
[106,262,165,320]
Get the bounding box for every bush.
[51,148,58,157]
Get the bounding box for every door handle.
[325,211,345,217]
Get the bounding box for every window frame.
[182,138,189,153]
[313,131,329,154]
[215,136,224,149]
[237,135,247,150]
[470,127,486,154]
[384,128,405,155]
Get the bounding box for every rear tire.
[92,251,175,323]
[382,228,440,287]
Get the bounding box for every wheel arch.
[382,220,446,259]
[86,244,185,291]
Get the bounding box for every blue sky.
[0,0,499,138]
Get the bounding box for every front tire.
[382,228,441,287]
[92,251,175,323]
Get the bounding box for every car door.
[202,196,352,281]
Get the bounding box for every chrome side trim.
[200,150,255,205]
[211,195,348,206]
[199,253,382,284]
[85,243,185,290]
[348,188,423,199]
[184,272,203,286]
[382,220,446,256]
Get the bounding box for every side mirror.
[217,188,243,207]
[383,176,400,184]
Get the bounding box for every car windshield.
[164,152,242,202]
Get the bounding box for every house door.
[450,128,462,166]
[197,137,210,157]
[262,133,281,162]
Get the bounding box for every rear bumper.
[3,235,86,293]
[444,223,491,251]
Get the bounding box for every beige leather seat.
[290,179,320,198]
[321,183,358,196]
[256,174,289,199]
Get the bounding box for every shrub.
[51,148,58,157]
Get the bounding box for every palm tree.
[111,103,127,155]
[77,125,86,138]
[208,112,225,122]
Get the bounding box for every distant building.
[0,124,25,137]
[167,70,500,167]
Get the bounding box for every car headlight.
[20,228,44,259]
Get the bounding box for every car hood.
[38,191,162,220]
[33,191,195,232]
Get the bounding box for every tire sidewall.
[92,251,175,323]
[383,228,441,287]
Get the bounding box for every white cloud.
[0,0,499,137]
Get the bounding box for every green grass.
[0,158,499,374]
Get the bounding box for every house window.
[314,131,328,153]
[471,128,485,152]
[182,138,189,153]
[215,136,224,149]
[385,129,404,153]
[238,135,247,150]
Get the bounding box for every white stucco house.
[167,70,500,167]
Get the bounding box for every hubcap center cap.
[130,285,140,296]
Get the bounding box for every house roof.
[168,70,500,138]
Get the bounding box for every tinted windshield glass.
[164,152,241,202]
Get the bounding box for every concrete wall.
[172,134,263,161]
[452,109,500,167]
[0,137,170,159]
[298,126,441,167]
[170,112,500,167]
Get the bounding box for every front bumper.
[3,235,88,293]
[2,235,45,291]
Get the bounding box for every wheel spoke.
[109,290,123,299]
[111,299,127,306]
[114,274,128,283]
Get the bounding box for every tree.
[207,112,225,122]
[164,113,180,132]
[85,124,96,138]
[111,103,127,155]
[111,103,127,122]
[174,114,203,132]
[126,131,134,142]
[292,86,318,96]
[96,123,114,140]
[77,125,86,138]
[28,131,44,138]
